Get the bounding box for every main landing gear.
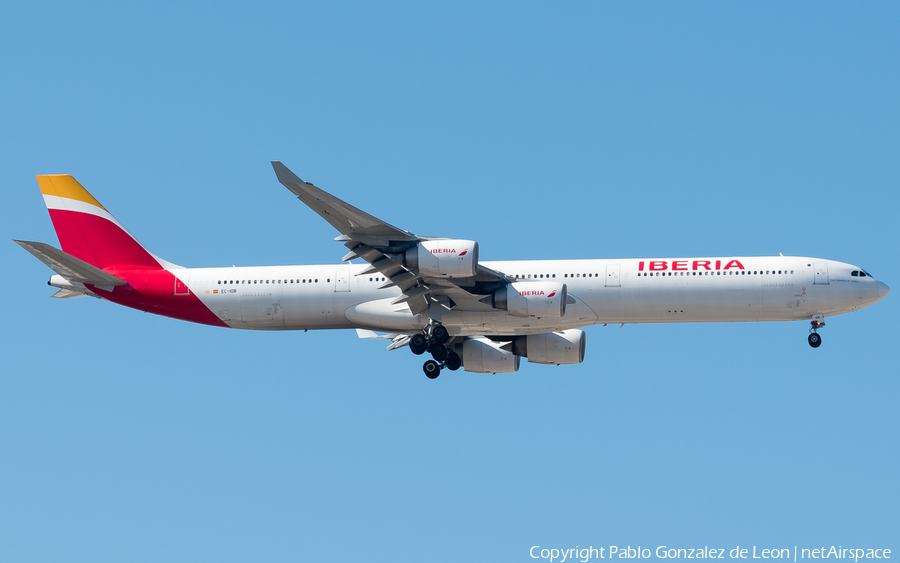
[411,323,461,379]
[808,315,825,348]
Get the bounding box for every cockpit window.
[863,270,873,278]
[852,270,874,278]
[851,271,858,277]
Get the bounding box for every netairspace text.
[529,546,892,563]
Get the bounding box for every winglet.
[271,161,304,185]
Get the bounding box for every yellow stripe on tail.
[37,175,108,211]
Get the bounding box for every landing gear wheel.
[410,334,428,355]
[431,344,449,362]
[445,351,462,371]
[432,325,449,344]
[423,360,441,379]
[808,333,822,348]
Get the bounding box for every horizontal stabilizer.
[15,240,127,286]
[51,288,93,299]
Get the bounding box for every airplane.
[16,162,890,378]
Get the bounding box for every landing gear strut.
[808,315,825,348]
[414,322,457,378]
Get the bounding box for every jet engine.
[460,336,520,374]
[405,239,478,278]
[511,329,586,365]
[492,282,567,318]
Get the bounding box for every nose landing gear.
[808,315,825,348]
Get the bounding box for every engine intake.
[405,239,478,278]
[493,282,567,318]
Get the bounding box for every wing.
[271,161,416,244]
[271,161,507,316]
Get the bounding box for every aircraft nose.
[877,280,890,301]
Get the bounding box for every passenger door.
[814,262,829,285]
[605,264,620,287]
[334,269,350,292]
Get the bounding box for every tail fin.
[38,175,162,270]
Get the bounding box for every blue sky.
[2,2,897,561]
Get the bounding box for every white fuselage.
[178,256,888,335]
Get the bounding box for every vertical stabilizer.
[38,175,161,270]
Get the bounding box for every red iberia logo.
[547,290,557,298]
[458,248,468,257]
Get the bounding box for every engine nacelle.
[405,239,478,278]
[460,336,520,374]
[512,329,586,365]
[493,282,567,318]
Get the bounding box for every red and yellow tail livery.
[37,174,161,271]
